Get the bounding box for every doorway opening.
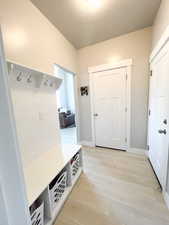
[54,65,77,145]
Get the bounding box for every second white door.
[92,68,127,150]
[148,47,169,189]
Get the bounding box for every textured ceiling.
[31,0,161,49]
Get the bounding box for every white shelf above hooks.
[7,62,62,90]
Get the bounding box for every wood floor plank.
[54,147,169,225]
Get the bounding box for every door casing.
[89,59,132,151]
[54,64,80,144]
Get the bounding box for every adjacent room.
[1,1,169,225]
[55,65,77,145]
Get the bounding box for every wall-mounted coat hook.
[8,63,14,76]
[50,82,53,87]
[27,74,32,83]
[10,63,14,73]
[44,79,49,86]
[17,72,23,82]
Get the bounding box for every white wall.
[77,27,152,149]
[152,0,169,48]
[0,0,77,75]
[0,0,152,150]
[9,65,61,168]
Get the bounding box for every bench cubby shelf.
[29,147,82,225]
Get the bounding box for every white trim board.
[79,141,95,147]
[79,141,148,156]
[89,59,132,151]
[150,25,169,63]
[73,75,81,144]
[88,59,132,73]
[7,59,55,77]
[53,64,80,144]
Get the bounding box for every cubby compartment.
[29,188,53,225]
[29,199,44,225]
[26,148,83,225]
[28,149,83,225]
[49,167,68,211]
[71,151,81,179]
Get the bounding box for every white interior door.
[92,68,127,150]
[148,49,169,189]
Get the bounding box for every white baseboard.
[79,143,148,155]
[127,148,148,156]
[79,141,95,147]
[163,191,169,210]
[80,143,148,155]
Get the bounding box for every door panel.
[149,50,169,189]
[93,68,127,150]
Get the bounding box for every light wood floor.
[55,147,169,225]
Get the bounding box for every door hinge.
[126,74,128,80]
[148,109,151,116]
[125,137,127,143]
[150,70,152,76]
[125,107,127,112]
[147,145,149,151]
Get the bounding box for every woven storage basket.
[49,171,67,210]
[30,202,44,225]
[71,153,80,178]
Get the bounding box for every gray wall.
[77,27,152,149]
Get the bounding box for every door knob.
[158,129,167,135]
[94,113,98,117]
[163,119,167,125]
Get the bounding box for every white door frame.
[54,64,80,144]
[89,59,132,150]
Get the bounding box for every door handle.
[158,129,167,135]
[163,119,167,125]
[94,113,98,117]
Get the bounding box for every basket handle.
[57,172,66,183]
[74,154,79,161]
